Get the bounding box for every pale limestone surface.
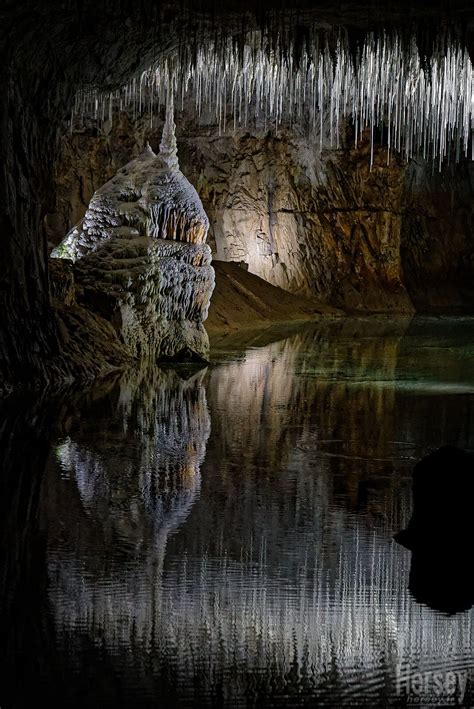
[52,103,214,361]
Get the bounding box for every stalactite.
[72,29,474,170]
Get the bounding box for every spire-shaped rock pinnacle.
[159,92,179,171]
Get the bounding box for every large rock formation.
[49,111,474,315]
[51,103,215,362]
[2,1,473,387]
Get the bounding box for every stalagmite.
[51,102,214,361]
[53,100,209,261]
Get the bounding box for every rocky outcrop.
[49,258,133,381]
[51,104,215,362]
[73,235,213,360]
[49,113,474,315]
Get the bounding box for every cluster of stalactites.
[72,29,474,170]
[146,203,208,244]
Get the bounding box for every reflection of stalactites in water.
[44,478,473,704]
[38,319,474,704]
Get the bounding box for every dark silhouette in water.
[394,445,474,614]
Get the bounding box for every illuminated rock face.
[53,99,209,261]
[191,130,413,311]
[52,104,214,361]
[74,236,214,360]
[51,113,474,314]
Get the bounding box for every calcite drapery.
[52,103,214,361]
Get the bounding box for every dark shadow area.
[0,393,59,708]
[395,445,474,614]
[0,362,211,707]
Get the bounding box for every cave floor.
[1,315,474,707]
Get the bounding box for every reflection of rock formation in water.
[37,319,474,705]
[206,317,474,516]
[57,364,209,534]
[206,318,411,516]
[41,363,210,652]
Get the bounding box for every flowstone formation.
[52,101,214,361]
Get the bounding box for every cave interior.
[1,0,474,387]
[1,2,474,706]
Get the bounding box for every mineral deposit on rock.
[52,100,214,361]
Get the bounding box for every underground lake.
[2,2,474,706]
[1,316,474,706]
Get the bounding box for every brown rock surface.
[49,258,133,381]
[49,115,474,315]
[207,261,339,336]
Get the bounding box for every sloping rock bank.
[206,261,339,336]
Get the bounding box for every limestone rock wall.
[186,130,411,312]
[49,112,474,313]
[401,161,474,311]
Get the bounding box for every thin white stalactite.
[72,31,474,169]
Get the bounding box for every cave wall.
[401,160,474,310]
[49,111,474,313]
[2,0,474,386]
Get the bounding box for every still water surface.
[2,317,474,707]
